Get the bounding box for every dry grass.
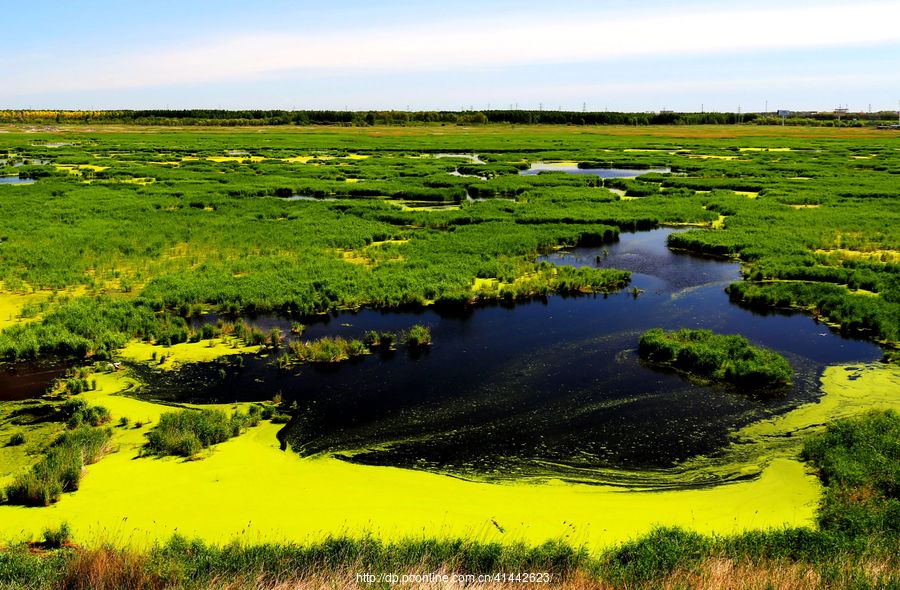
[60,545,165,590]
[36,553,898,590]
[660,558,822,590]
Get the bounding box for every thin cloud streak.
[4,1,900,98]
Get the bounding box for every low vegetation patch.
[3,424,112,506]
[638,328,793,387]
[62,398,110,429]
[289,336,368,363]
[404,324,432,348]
[288,325,432,364]
[802,409,900,540]
[143,407,267,458]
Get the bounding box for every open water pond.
[0,177,35,185]
[0,360,70,402]
[520,163,670,178]
[132,228,881,483]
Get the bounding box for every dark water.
[131,228,881,481]
[0,361,69,401]
[520,164,670,178]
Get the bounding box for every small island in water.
[638,328,793,387]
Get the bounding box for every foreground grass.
[0,527,895,589]
[1,411,896,589]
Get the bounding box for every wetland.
[0,124,898,557]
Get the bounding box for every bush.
[638,328,792,387]
[290,336,369,363]
[404,324,432,348]
[144,409,257,457]
[62,399,111,429]
[42,522,72,548]
[364,331,395,350]
[5,427,112,506]
[8,432,26,446]
[802,409,900,539]
[603,527,710,585]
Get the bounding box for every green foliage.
[728,281,900,343]
[638,328,793,386]
[802,410,900,540]
[4,426,112,506]
[404,324,432,348]
[62,399,111,429]
[0,128,898,366]
[8,432,26,446]
[289,336,368,363]
[601,527,710,584]
[144,409,254,457]
[41,523,71,549]
[364,330,395,350]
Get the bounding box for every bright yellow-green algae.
[118,338,262,371]
[1,362,896,550]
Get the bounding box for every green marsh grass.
[638,328,793,387]
[143,409,251,458]
[4,425,113,506]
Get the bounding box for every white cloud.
[5,1,900,98]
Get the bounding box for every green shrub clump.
[62,399,111,429]
[638,328,792,387]
[42,523,72,549]
[289,336,369,363]
[144,409,255,457]
[802,409,900,540]
[404,324,432,348]
[4,427,112,506]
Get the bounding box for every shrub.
[802,409,900,539]
[42,522,72,549]
[364,331,395,350]
[5,427,112,506]
[290,336,369,363]
[8,432,26,446]
[638,328,792,387]
[603,527,710,585]
[144,409,256,457]
[404,324,432,348]
[63,399,111,429]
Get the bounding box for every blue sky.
[3,0,899,112]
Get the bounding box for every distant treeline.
[2,109,897,127]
